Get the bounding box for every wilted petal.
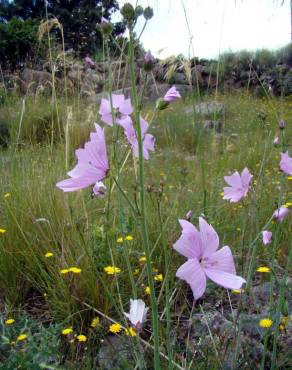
[273,206,290,222]
[262,230,272,245]
[92,181,106,197]
[176,259,206,300]
[124,299,148,327]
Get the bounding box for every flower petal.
[204,269,246,290]
[199,217,219,256]
[176,259,206,300]
[173,220,202,259]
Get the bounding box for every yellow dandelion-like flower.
[259,318,273,328]
[125,327,136,337]
[62,327,73,335]
[125,235,133,241]
[104,266,121,275]
[133,268,140,276]
[17,334,27,341]
[139,256,147,263]
[154,274,163,282]
[0,228,6,234]
[90,317,99,328]
[116,237,124,243]
[45,252,53,258]
[109,323,122,334]
[60,269,69,274]
[284,202,292,208]
[5,318,15,325]
[256,266,270,273]
[220,192,224,197]
[68,267,82,274]
[144,286,151,295]
[77,334,87,342]
[288,176,292,181]
[232,289,244,294]
[4,193,11,198]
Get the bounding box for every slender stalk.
[128,26,160,369]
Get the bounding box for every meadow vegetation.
[0,3,291,370]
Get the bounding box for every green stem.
[128,26,160,369]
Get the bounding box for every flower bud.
[279,119,285,130]
[143,6,154,20]
[144,50,154,72]
[135,5,144,18]
[273,136,280,146]
[99,17,113,36]
[185,210,193,221]
[121,3,135,22]
[156,98,169,111]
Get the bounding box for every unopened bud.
[185,210,193,221]
[121,3,135,22]
[135,5,144,18]
[99,17,113,36]
[279,119,285,130]
[144,50,154,72]
[273,136,280,146]
[143,6,154,20]
[156,98,169,111]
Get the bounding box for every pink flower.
[144,50,154,64]
[99,94,133,126]
[163,86,181,102]
[119,116,155,160]
[273,206,289,222]
[279,151,292,176]
[173,217,246,300]
[262,230,272,245]
[223,168,252,203]
[92,181,106,197]
[56,123,109,193]
[84,56,95,68]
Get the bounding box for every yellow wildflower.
[154,274,163,282]
[220,192,224,197]
[116,237,124,243]
[144,286,151,295]
[256,266,270,273]
[125,327,136,337]
[77,334,87,342]
[133,268,140,275]
[0,228,6,234]
[259,318,273,328]
[68,267,82,274]
[284,202,292,208]
[5,318,15,325]
[104,266,121,275]
[62,328,73,335]
[125,235,133,241]
[17,334,27,341]
[288,176,292,181]
[232,289,244,294]
[90,317,99,328]
[4,193,11,198]
[139,256,147,263]
[109,323,122,334]
[45,252,53,258]
[60,269,69,274]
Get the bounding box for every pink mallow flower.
[99,94,133,126]
[173,217,246,300]
[56,123,109,193]
[223,168,252,203]
[119,116,155,160]
[84,56,95,68]
[273,206,289,222]
[262,230,272,245]
[124,299,148,331]
[163,86,181,102]
[279,151,292,176]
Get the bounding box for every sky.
[114,0,291,59]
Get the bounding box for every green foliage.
[0,314,62,369]
[0,17,39,67]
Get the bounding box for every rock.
[194,101,225,116]
[203,120,223,133]
[97,336,136,369]
[20,68,53,92]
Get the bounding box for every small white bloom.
[92,181,106,197]
[124,299,148,329]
